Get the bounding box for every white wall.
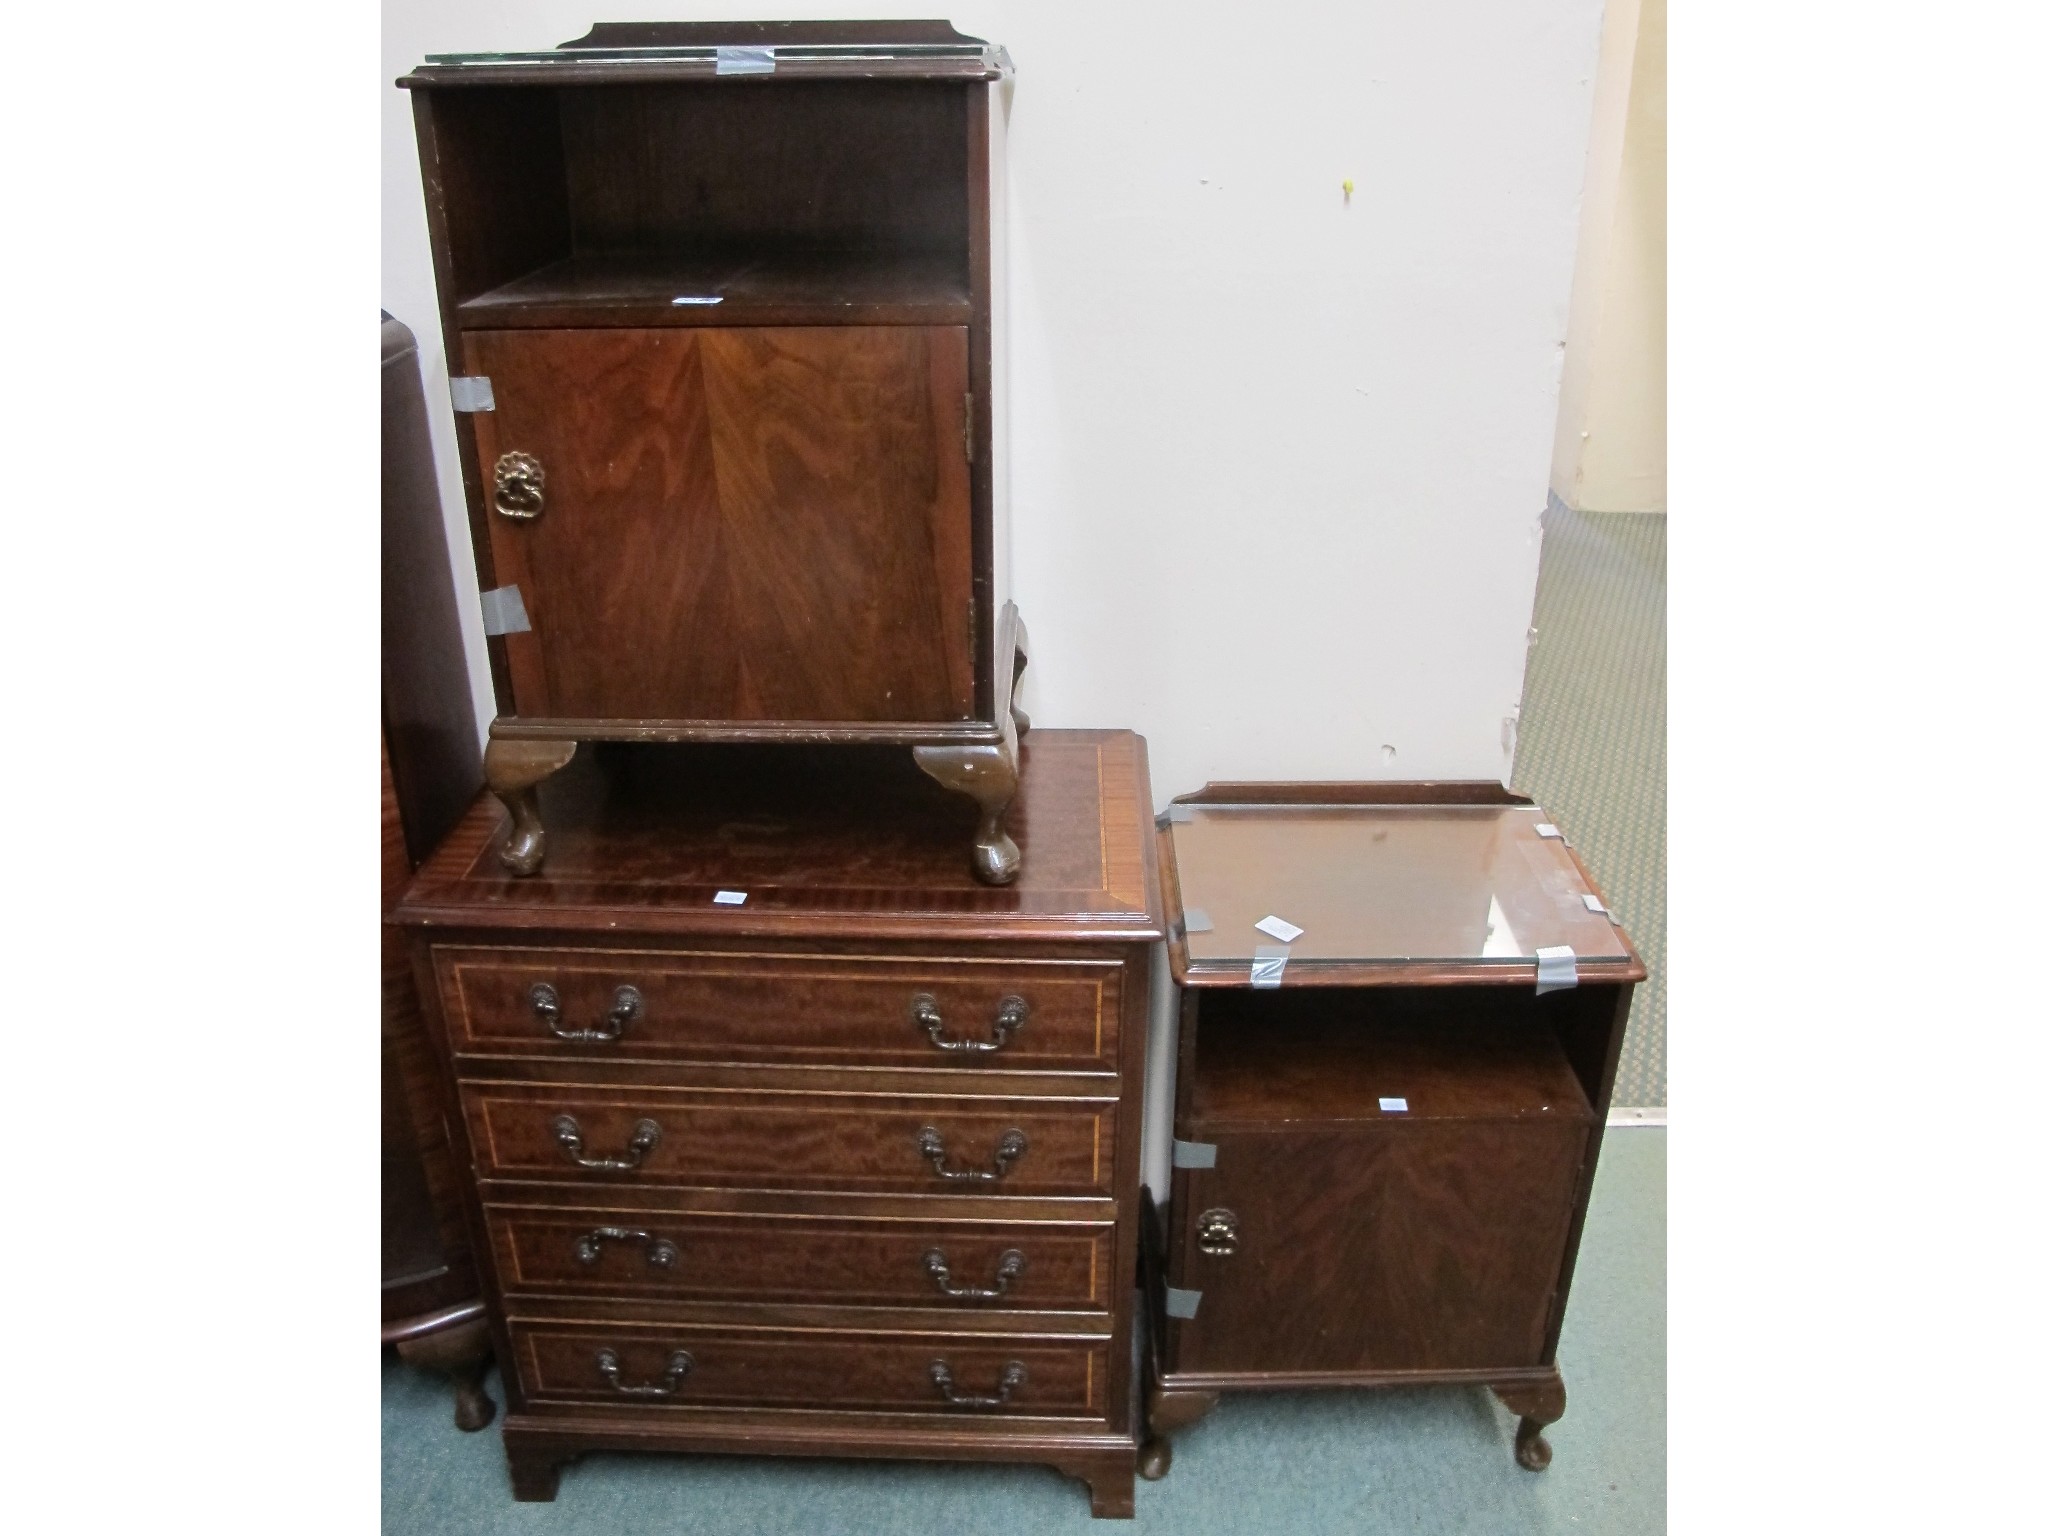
[1551,0,1666,513]
[383,0,1607,799]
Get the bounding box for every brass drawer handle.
[552,1114,661,1171]
[910,992,1029,1053]
[574,1227,680,1270]
[929,1359,1027,1409]
[916,1126,1028,1183]
[530,982,641,1042]
[925,1248,1026,1300]
[493,450,545,520]
[1196,1208,1240,1257]
[594,1347,692,1398]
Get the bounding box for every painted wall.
[1551,0,1667,514]
[383,0,1609,799]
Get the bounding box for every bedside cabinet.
[1140,782,1644,1478]
[393,730,1161,1516]
[398,21,1030,884]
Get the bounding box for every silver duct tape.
[479,584,531,636]
[1165,1287,1203,1320]
[715,44,775,74]
[1250,944,1289,989]
[1534,944,1579,995]
[449,375,495,412]
[1172,1139,1217,1170]
[1181,907,1213,935]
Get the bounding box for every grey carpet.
[1513,499,1667,1107]
[382,1129,1665,1534]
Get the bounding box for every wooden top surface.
[402,21,1007,89]
[396,730,1161,943]
[1160,781,1645,988]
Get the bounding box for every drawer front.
[463,1083,1115,1197]
[486,1205,1115,1311]
[508,1319,1108,1419]
[436,947,1121,1072]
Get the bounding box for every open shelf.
[1187,989,1592,1130]
[457,249,973,329]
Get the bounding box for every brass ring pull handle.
[910,993,1029,1054]
[916,1126,1028,1183]
[552,1114,661,1171]
[925,1248,1026,1300]
[1196,1208,1240,1257]
[531,982,642,1042]
[594,1348,692,1398]
[574,1227,680,1270]
[492,450,545,520]
[929,1359,1027,1409]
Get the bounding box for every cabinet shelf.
[456,250,973,329]
[1186,992,1593,1130]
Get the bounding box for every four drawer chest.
[392,729,1162,1516]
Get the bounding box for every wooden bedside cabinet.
[1139,783,1644,1479]
[398,21,1030,884]
[392,730,1161,1516]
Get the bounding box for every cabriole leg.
[914,731,1021,886]
[1140,1386,1219,1481]
[1492,1372,1568,1470]
[392,1314,495,1432]
[483,737,577,877]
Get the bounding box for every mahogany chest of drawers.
[393,729,1161,1516]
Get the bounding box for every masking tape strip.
[1250,944,1289,989]
[479,584,531,636]
[1172,1138,1217,1170]
[1181,907,1213,935]
[1534,944,1579,995]
[1165,1287,1203,1320]
[715,44,775,74]
[449,375,495,412]
[1165,804,1192,824]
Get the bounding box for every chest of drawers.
[393,730,1160,1516]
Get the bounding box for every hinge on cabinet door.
[1172,1138,1218,1170]
[962,392,974,463]
[1165,1287,1203,1319]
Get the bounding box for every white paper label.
[1582,893,1608,914]
[1535,823,1562,839]
[712,890,747,906]
[1255,914,1304,944]
[1379,1097,1408,1113]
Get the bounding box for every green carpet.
[1513,500,1667,1107]
[382,1130,1665,1534]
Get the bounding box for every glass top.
[1167,802,1632,967]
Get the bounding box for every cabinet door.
[1166,1122,1587,1374]
[465,326,975,724]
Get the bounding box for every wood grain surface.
[508,1318,1106,1418]
[486,1204,1113,1311]
[462,1082,1116,1197]
[1167,1121,1587,1374]
[438,947,1121,1072]
[396,732,1162,941]
[466,325,973,723]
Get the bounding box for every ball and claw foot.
[1138,1436,1172,1481]
[483,738,577,877]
